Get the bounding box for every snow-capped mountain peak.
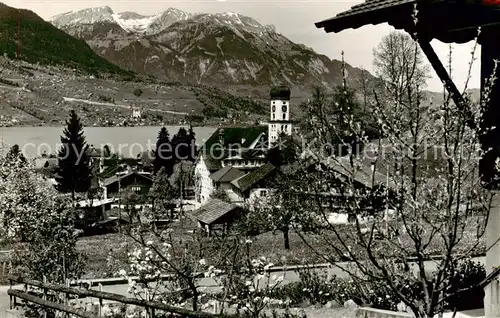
[112,12,158,34]
[47,4,373,90]
[145,8,191,35]
[51,6,115,27]
[187,11,276,36]
[51,6,191,35]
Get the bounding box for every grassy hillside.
[0,3,131,77]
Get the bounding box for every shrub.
[98,95,114,103]
[268,260,485,313]
[187,114,204,123]
[294,268,334,305]
[269,269,339,306]
[133,88,143,97]
[444,259,485,311]
[202,105,227,118]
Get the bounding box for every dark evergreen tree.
[55,110,91,199]
[187,126,196,162]
[5,144,26,167]
[172,127,189,162]
[153,127,174,175]
[170,127,197,164]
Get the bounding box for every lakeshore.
[0,126,217,158]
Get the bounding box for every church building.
[193,86,293,206]
[268,86,293,146]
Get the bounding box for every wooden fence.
[0,250,12,284]
[8,276,231,318]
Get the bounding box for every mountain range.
[49,6,375,90]
[0,3,129,77]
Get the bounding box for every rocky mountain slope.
[50,6,376,90]
[0,3,130,76]
[0,56,273,127]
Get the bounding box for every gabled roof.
[324,156,392,189]
[281,154,391,189]
[34,158,58,170]
[210,166,245,183]
[190,198,240,225]
[138,150,154,166]
[198,127,268,172]
[231,163,277,192]
[199,126,268,157]
[75,198,118,208]
[102,170,153,187]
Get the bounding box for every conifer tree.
[187,126,196,162]
[172,127,197,162]
[3,144,26,168]
[55,110,91,200]
[153,127,174,175]
[172,127,188,162]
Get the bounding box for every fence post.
[144,289,149,318]
[213,300,219,314]
[64,279,69,318]
[9,278,13,310]
[98,283,103,317]
[43,276,47,318]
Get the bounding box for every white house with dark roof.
[194,125,269,206]
[194,86,294,207]
[229,163,278,206]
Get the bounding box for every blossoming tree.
[0,142,84,317]
[273,32,494,317]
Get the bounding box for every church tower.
[268,85,292,147]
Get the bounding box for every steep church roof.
[200,126,268,152]
[198,126,268,171]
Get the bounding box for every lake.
[0,126,217,158]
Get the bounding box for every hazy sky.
[6,0,482,92]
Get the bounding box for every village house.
[189,198,246,236]
[227,163,278,206]
[194,126,268,205]
[194,86,293,206]
[101,170,153,203]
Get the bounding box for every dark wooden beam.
[478,27,500,188]
[10,276,225,318]
[8,289,97,318]
[416,38,476,130]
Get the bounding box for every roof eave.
[314,2,415,34]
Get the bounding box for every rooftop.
[315,0,500,43]
[75,198,118,207]
[210,165,245,183]
[231,163,277,192]
[198,126,268,170]
[190,198,240,225]
[102,170,153,187]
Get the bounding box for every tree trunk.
[192,289,198,311]
[283,228,290,250]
